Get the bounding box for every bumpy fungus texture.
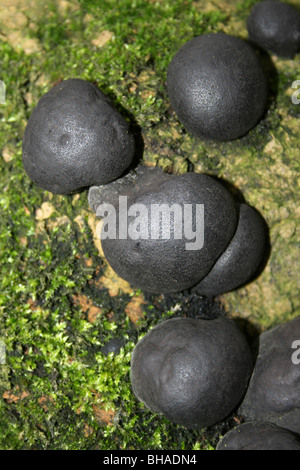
[97,168,268,295]
[216,421,300,450]
[238,316,300,435]
[247,0,300,58]
[22,79,135,195]
[130,317,253,428]
[166,33,268,141]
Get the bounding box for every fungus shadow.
[231,316,262,364]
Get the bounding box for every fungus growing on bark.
[166,33,268,141]
[22,79,135,195]
[130,317,253,428]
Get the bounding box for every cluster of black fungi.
[22,1,300,450]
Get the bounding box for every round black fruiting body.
[130,316,253,428]
[22,79,135,195]
[216,421,300,450]
[99,170,268,296]
[167,33,268,141]
[238,316,300,435]
[247,0,300,58]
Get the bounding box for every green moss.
[0,0,299,451]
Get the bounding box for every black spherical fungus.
[216,421,300,450]
[194,203,269,296]
[92,168,268,295]
[22,78,135,195]
[247,0,300,58]
[88,165,171,214]
[166,32,268,141]
[238,316,300,435]
[130,317,253,428]
[100,171,238,293]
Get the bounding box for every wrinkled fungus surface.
[239,316,300,435]
[130,317,253,428]
[167,33,268,141]
[247,0,300,58]
[216,421,300,450]
[22,79,135,195]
